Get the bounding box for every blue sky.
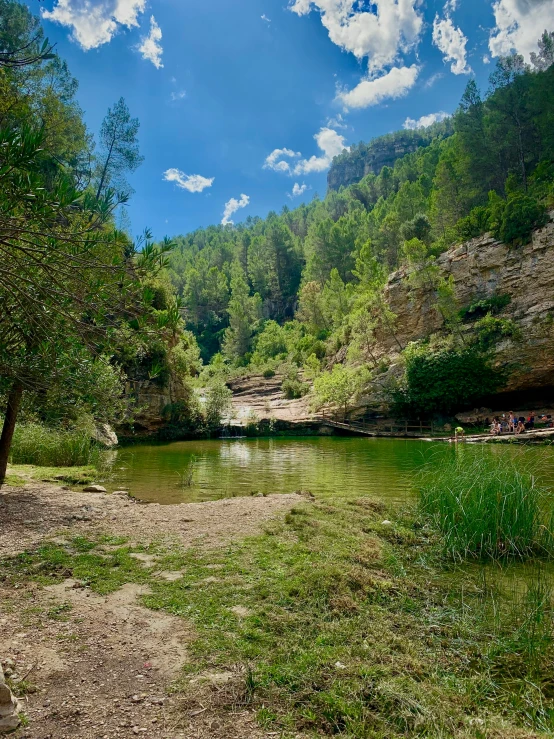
[32,0,553,239]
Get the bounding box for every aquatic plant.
[176,456,196,488]
[418,453,554,560]
[8,422,101,468]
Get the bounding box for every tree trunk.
[0,381,23,484]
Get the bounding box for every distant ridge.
[327,119,454,191]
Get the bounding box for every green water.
[108,436,554,505]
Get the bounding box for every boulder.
[83,484,107,493]
[92,423,118,448]
[0,665,21,734]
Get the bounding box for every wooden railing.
[316,411,439,436]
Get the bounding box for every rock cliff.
[376,216,554,403]
[327,123,452,191]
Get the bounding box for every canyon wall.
[378,216,554,399]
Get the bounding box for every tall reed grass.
[9,422,102,467]
[418,454,554,560]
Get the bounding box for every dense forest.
[164,33,554,419]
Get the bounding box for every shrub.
[474,314,520,350]
[9,423,101,467]
[262,368,276,378]
[495,194,548,245]
[281,378,309,400]
[418,454,554,560]
[459,293,511,322]
[455,206,491,241]
[392,343,504,417]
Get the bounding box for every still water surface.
[108,436,554,505]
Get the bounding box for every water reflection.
[107,437,554,506]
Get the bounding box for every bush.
[281,378,309,400]
[418,454,554,560]
[459,293,511,322]
[392,343,504,417]
[9,422,101,467]
[455,206,491,241]
[262,368,276,378]
[495,194,548,245]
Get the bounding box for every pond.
[107,436,554,506]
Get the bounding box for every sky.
[30,0,554,239]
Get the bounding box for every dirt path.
[0,482,302,738]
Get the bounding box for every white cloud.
[424,71,444,89]
[293,127,347,174]
[288,0,423,74]
[288,182,311,198]
[489,0,554,61]
[222,194,250,225]
[163,169,215,193]
[263,148,301,174]
[137,15,163,68]
[445,0,458,10]
[42,0,145,50]
[326,112,348,129]
[337,64,419,110]
[261,13,271,22]
[483,54,491,64]
[432,15,471,75]
[170,90,187,101]
[403,111,449,129]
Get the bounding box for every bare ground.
[0,482,302,738]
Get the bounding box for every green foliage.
[474,313,520,350]
[459,293,511,322]
[495,194,549,245]
[9,422,102,467]
[204,380,232,428]
[419,454,554,560]
[393,342,504,417]
[312,365,370,418]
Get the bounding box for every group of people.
[488,411,552,435]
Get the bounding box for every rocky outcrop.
[226,374,312,425]
[327,124,453,191]
[374,216,554,401]
[0,664,21,734]
[121,374,193,434]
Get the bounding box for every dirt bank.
[0,481,302,738]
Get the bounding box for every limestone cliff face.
[376,217,554,397]
[122,375,191,433]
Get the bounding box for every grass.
[9,422,103,468]
[418,453,554,560]
[4,464,99,486]
[4,500,554,737]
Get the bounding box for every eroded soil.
[0,482,301,738]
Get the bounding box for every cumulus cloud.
[263,148,301,174]
[288,0,423,74]
[432,15,471,75]
[288,182,311,198]
[163,169,214,193]
[222,194,250,225]
[337,64,419,110]
[137,15,163,68]
[403,111,449,129]
[42,0,145,50]
[489,0,554,61]
[293,127,347,174]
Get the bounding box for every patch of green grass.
[418,453,554,560]
[3,501,554,737]
[9,423,102,468]
[6,464,99,485]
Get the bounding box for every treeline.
[165,36,554,417]
[0,0,212,477]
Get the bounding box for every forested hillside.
[165,34,554,420]
[326,119,453,191]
